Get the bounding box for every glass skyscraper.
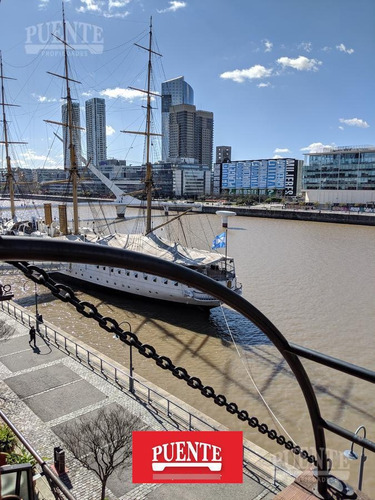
[161,76,194,161]
[85,98,107,167]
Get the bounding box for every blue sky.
[0,0,374,170]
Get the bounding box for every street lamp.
[34,282,39,332]
[22,281,41,331]
[113,321,134,394]
[344,425,367,491]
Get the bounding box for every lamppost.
[113,321,134,394]
[344,425,367,491]
[34,282,39,332]
[23,281,41,332]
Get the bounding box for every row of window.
[94,266,179,286]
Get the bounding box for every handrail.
[2,236,374,496]
[0,410,76,500]
[0,299,296,488]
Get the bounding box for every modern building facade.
[86,98,107,167]
[302,146,375,203]
[195,110,214,167]
[135,161,210,198]
[172,164,211,198]
[216,146,232,164]
[213,158,302,197]
[62,102,82,169]
[168,104,213,166]
[161,76,194,161]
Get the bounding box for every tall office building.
[85,98,107,167]
[62,101,82,169]
[195,110,214,167]
[216,146,232,163]
[161,76,194,161]
[168,104,213,166]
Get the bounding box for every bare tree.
[61,405,140,500]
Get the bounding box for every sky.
[0,0,374,170]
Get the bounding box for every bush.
[0,424,16,453]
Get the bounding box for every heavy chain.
[11,261,317,465]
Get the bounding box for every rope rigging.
[10,260,317,467]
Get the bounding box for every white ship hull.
[55,232,242,309]
[60,263,233,308]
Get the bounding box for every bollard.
[54,446,66,475]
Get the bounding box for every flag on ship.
[212,232,226,249]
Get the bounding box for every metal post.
[35,282,40,333]
[358,444,366,491]
[343,425,367,492]
[129,344,134,393]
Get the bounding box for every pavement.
[0,306,299,500]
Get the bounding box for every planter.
[0,451,7,465]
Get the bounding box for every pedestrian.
[29,325,36,347]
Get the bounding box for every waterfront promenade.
[0,302,299,500]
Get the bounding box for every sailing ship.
[0,7,242,308]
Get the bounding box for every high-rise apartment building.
[62,101,82,169]
[216,146,232,163]
[161,76,194,161]
[85,98,107,167]
[195,110,214,167]
[168,104,213,166]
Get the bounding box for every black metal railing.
[0,235,374,498]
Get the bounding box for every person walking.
[29,325,36,347]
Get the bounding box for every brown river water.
[8,205,375,494]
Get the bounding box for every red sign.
[132,431,243,483]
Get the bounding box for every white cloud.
[274,148,290,154]
[106,125,116,136]
[263,39,273,52]
[277,55,322,71]
[19,150,59,169]
[257,82,271,88]
[82,91,93,97]
[100,87,144,100]
[298,42,312,53]
[273,155,283,159]
[339,118,369,128]
[77,0,130,17]
[338,126,344,130]
[336,43,354,55]
[38,0,50,8]
[300,142,336,153]
[32,93,57,103]
[220,65,272,83]
[77,0,103,13]
[157,1,187,14]
[103,11,129,17]
[109,0,130,7]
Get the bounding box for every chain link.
[11,261,317,465]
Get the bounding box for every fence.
[0,299,297,489]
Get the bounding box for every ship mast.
[0,52,27,221]
[121,17,162,235]
[44,1,83,235]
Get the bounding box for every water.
[9,207,375,494]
